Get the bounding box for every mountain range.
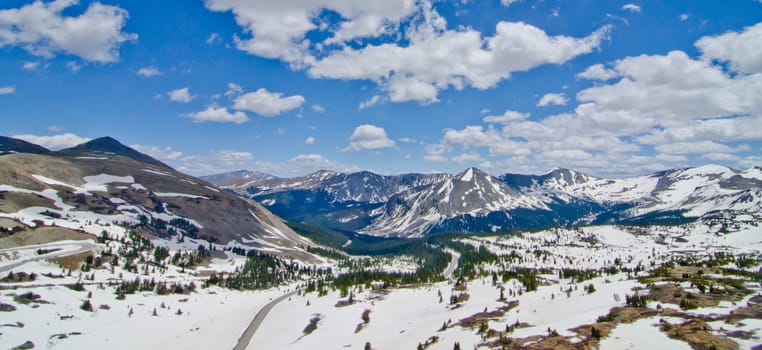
[204,165,762,237]
[0,136,316,261]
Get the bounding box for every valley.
[0,136,760,349]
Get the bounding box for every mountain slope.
[364,168,550,236]
[55,136,171,169]
[0,136,50,155]
[0,137,317,262]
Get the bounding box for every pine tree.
[591,326,601,339]
[364,342,372,350]
[80,299,93,312]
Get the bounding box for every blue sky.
[1,0,761,178]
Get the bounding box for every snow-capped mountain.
[512,165,762,221]
[0,136,316,261]
[220,169,449,204]
[364,168,550,237]
[207,164,762,238]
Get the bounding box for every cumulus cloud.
[309,19,611,103]
[576,63,618,81]
[0,86,15,95]
[483,110,529,124]
[0,0,136,62]
[622,4,641,12]
[423,22,762,176]
[175,149,255,175]
[344,124,396,151]
[232,88,305,117]
[452,152,484,164]
[537,93,568,107]
[247,154,359,177]
[184,106,249,124]
[304,136,316,145]
[204,0,416,62]
[131,145,184,161]
[167,87,193,103]
[225,82,243,97]
[206,0,609,104]
[359,95,381,110]
[13,133,90,150]
[137,66,162,77]
[696,22,762,74]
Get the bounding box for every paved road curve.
[0,240,100,273]
[443,249,460,280]
[234,289,300,350]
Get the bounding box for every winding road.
[443,248,460,280]
[0,239,100,274]
[234,289,300,350]
[234,247,461,349]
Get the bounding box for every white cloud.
[701,153,739,161]
[441,125,531,157]
[47,125,64,132]
[679,14,689,21]
[424,144,448,162]
[225,82,243,97]
[537,93,568,107]
[204,0,417,62]
[696,22,762,74]
[207,1,610,104]
[359,95,381,110]
[483,110,529,124]
[137,66,162,77]
[344,124,396,151]
[738,156,762,169]
[304,136,316,145]
[168,87,194,103]
[655,141,746,155]
[66,61,82,72]
[622,4,641,13]
[131,145,184,161]
[421,24,762,176]
[452,152,484,164]
[247,154,359,177]
[206,32,220,45]
[311,104,325,113]
[12,133,90,150]
[0,86,15,95]
[500,0,522,7]
[175,149,255,175]
[185,106,249,124]
[0,0,136,62]
[232,88,305,117]
[576,63,619,81]
[22,62,40,71]
[309,19,611,103]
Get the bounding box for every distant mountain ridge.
[207,164,762,237]
[199,170,277,187]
